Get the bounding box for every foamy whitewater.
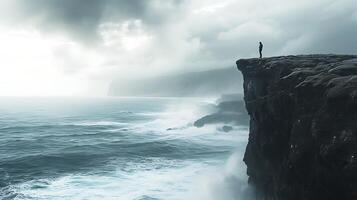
[0,97,251,200]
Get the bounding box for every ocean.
[0,97,250,200]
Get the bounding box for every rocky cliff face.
[237,55,357,200]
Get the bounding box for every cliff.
[237,55,357,200]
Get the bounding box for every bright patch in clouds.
[0,28,88,96]
[193,1,232,14]
[100,20,153,51]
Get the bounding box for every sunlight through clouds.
[0,27,96,96]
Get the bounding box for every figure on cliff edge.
[259,42,263,59]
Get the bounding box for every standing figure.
[259,42,263,59]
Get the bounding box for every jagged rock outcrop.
[237,55,357,200]
[193,99,249,128]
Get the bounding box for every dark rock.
[194,113,246,127]
[220,125,234,132]
[237,55,357,200]
[166,127,186,131]
[193,98,249,128]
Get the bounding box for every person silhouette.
[259,42,263,59]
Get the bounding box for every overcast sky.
[0,0,356,96]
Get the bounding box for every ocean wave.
[0,122,127,134]
[0,136,235,188]
[68,121,129,127]
[2,159,215,200]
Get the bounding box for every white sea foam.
[8,132,251,200]
[11,159,218,200]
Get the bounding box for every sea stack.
[237,55,357,200]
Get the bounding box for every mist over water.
[0,97,251,200]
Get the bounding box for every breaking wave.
[0,97,251,200]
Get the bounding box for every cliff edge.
[237,55,357,200]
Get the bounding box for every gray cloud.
[183,0,357,64]
[8,0,184,43]
[4,0,356,56]
[0,0,356,96]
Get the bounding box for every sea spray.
[187,150,254,200]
